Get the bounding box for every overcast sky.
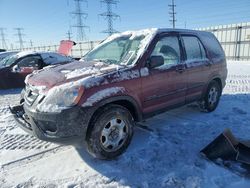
[0,0,250,48]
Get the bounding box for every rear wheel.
[199,80,221,112]
[87,104,134,159]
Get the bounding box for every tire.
[87,104,134,159]
[199,80,222,112]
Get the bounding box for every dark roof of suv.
[157,28,211,35]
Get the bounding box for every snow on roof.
[15,51,37,58]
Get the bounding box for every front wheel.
[199,80,222,112]
[87,104,134,159]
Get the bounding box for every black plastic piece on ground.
[201,130,238,160]
[201,129,250,176]
[237,143,250,165]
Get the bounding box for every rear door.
[181,35,212,102]
[141,34,187,114]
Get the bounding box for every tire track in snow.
[0,134,56,150]
[1,146,71,171]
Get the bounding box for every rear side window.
[182,36,206,61]
[198,32,225,59]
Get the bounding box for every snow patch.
[140,67,149,77]
[65,67,100,79]
[15,51,37,58]
[82,87,125,107]
[112,70,140,82]
[63,63,119,80]
[82,76,107,89]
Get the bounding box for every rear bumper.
[10,104,93,144]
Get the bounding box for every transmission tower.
[14,28,25,50]
[168,0,177,28]
[0,28,8,49]
[99,0,120,36]
[71,0,89,41]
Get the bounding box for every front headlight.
[37,83,84,113]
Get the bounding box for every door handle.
[205,61,212,67]
[176,66,184,73]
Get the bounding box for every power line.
[14,28,25,50]
[168,0,177,28]
[99,0,120,36]
[71,0,89,41]
[0,28,8,49]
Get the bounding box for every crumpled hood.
[27,60,119,88]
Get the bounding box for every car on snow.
[11,28,227,159]
[0,51,74,89]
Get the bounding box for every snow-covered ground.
[1,61,250,188]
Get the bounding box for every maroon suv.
[11,28,227,159]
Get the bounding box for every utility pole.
[99,0,120,36]
[169,0,177,28]
[10,43,14,51]
[66,30,73,40]
[0,28,8,49]
[71,0,89,41]
[30,40,33,47]
[14,28,25,50]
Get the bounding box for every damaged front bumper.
[10,104,92,144]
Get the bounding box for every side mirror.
[147,55,164,69]
[11,65,21,73]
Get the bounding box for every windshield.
[82,35,145,65]
[0,55,18,68]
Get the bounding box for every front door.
[141,34,187,114]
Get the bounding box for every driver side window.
[18,56,42,68]
[151,36,180,68]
